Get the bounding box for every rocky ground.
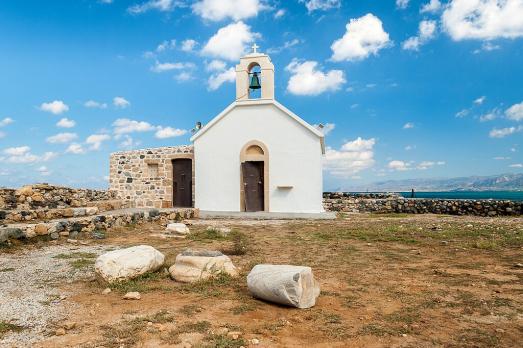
[1,213,522,347]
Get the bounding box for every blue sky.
[0,0,522,190]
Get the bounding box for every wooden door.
[242,161,264,212]
[172,159,192,207]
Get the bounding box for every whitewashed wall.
[194,102,323,213]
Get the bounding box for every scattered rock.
[123,292,141,300]
[95,245,165,283]
[247,264,320,309]
[169,249,238,283]
[166,223,190,235]
[63,322,76,330]
[55,328,66,336]
[227,331,242,340]
[67,239,78,244]
[102,288,112,295]
[206,226,231,236]
[250,338,260,345]
[514,263,523,268]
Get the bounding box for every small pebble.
[123,292,141,300]
[102,288,112,295]
[55,328,66,336]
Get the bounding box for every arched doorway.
[240,141,269,212]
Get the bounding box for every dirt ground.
[1,213,522,347]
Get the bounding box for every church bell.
[249,72,261,90]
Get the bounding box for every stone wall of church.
[109,146,194,208]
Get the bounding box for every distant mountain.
[339,173,523,192]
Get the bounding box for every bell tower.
[236,44,275,101]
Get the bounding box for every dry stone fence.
[323,192,523,216]
[0,183,197,246]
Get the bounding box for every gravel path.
[0,244,113,347]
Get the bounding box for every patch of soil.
[3,214,523,347]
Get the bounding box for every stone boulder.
[166,223,190,235]
[247,264,320,309]
[95,245,165,283]
[169,249,238,283]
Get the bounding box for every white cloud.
[119,135,142,150]
[2,146,57,164]
[388,160,411,171]
[285,59,345,96]
[417,160,445,170]
[455,108,469,118]
[155,127,187,139]
[128,0,180,14]
[113,96,130,108]
[506,101,523,121]
[84,100,108,109]
[175,71,194,82]
[156,39,176,52]
[267,39,301,54]
[403,122,415,129]
[207,67,236,90]
[150,61,195,73]
[0,117,14,127]
[112,118,155,136]
[474,96,486,105]
[405,145,416,151]
[46,132,78,144]
[86,134,111,150]
[56,118,76,128]
[324,137,376,177]
[301,0,341,12]
[473,42,501,53]
[274,9,285,19]
[181,39,198,52]
[39,100,69,115]
[0,131,5,139]
[314,123,335,136]
[206,59,227,72]
[66,143,86,155]
[442,0,523,41]
[331,13,391,61]
[4,146,31,156]
[509,163,523,168]
[193,0,265,21]
[202,21,261,61]
[493,156,510,160]
[420,0,442,13]
[37,166,51,176]
[402,20,437,51]
[479,110,498,122]
[396,0,410,9]
[489,125,523,138]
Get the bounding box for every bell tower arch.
[236,44,275,101]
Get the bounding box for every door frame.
[167,154,194,208]
[240,140,269,212]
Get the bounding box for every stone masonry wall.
[323,192,522,216]
[109,146,194,209]
[0,184,116,210]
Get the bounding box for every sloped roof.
[190,99,325,154]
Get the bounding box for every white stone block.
[95,245,165,283]
[247,264,320,309]
[166,223,190,235]
[169,250,238,283]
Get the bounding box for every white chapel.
[110,45,325,214]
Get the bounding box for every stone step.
[0,208,199,245]
[0,200,129,223]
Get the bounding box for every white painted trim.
[190,99,326,154]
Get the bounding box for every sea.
[397,191,523,201]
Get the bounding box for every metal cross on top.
[251,43,259,53]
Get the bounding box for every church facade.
[109,47,325,214]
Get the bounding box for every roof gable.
[190,100,325,153]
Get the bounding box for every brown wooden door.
[242,161,264,212]
[173,159,192,207]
